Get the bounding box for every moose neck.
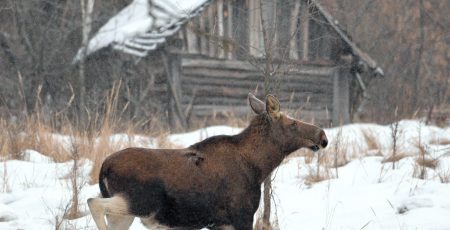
[237,115,289,184]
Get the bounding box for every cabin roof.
[311,0,383,76]
[73,0,383,76]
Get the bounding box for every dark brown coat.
[97,93,328,229]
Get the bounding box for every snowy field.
[1,120,450,229]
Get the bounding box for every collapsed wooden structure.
[84,0,383,128]
[163,0,382,127]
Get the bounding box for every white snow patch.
[168,125,243,147]
[1,121,449,229]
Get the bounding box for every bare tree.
[78,0,95,122]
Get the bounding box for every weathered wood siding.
[179,56,335,126]
[162,0,358,127]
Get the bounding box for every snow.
[73,0,212,62]
[168,125,243,147]
[1,121,450,229]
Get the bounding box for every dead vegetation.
[381,152,409,163]
[362,128,380,150]
[415,157,438,169]
[304,165,330,186]
[429,138,450,146]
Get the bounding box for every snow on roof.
[72,0,212,63]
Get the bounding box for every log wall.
[179,56,336,126]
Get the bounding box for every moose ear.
[266,94,280,119]
[248,93,265,114]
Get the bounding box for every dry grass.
[0,116,71,162]
[304,166,330,186]
[381,152,409,163]
[0,81,169,185]
[438,170,450,183]
[362,129,380,150]
[415,157,438,169]
[429,138,450,146]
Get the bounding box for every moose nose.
[319,130,328,148]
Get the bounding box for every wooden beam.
[208,6,216,57]
[332,68,350,125]
[217,0,225,58]
[199,13,208,55]
[248,0,262,57]
[226,0,234,59]
[300,0,310,60]
[289,0,301,60]
[181,58,337,75]
[186,21,199,54]
[163,50,187,129]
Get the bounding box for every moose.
[88,93,328,230]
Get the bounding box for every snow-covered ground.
[1,120,450,229]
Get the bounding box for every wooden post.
[226,0,234,59]
[248,0,262,57]
[217,0,225,58]
[163,49,187,129]
[186,21,199,54]
[332,68,350,125]
[234,0,247,60]
[289,0,300,60]
[261,0,277,57]
[300,0,310,60]
[208,6,217,57]
[199,13,208,55]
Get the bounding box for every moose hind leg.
[88,197,109,230]
[87,195,131,230]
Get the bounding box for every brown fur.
[90,94,328,229]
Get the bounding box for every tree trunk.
[412,0,425,108]
[79,0,95,122]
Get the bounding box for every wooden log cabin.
[84,0,384,128]
[164,0,383,127]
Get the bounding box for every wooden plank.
[248,0,263,57]
[182,58,337,75]
[226,0,234,59]
[180,85,333,104]
[289,0,301,60]
[182,58,257,71]
[199,13,208,55]
[208,6,216,57]
[217,0,225,58]
[182,70,334,86]
[182,76,332,88]
[190,104,331,123]
[186,21,199,54]
[332,68,350,125]
[233,0,249,60]
[164,51,187,129]
[300,0,310,60]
